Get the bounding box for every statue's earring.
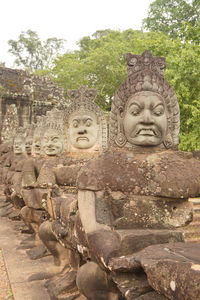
[115,107,127,147]
[163,133,173,149]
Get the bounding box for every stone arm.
[78,190,111,234]
[36,164,57,188]
[22,158,37,188]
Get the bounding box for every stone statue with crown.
[28,86,108,299]
[74,51,200,300]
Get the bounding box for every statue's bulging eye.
[52,137,59,142]
[86,120,92,127]
[153,107,164,116]
[73,121,78,128]
[131,109,140,116]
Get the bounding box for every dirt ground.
[0,249,13,300]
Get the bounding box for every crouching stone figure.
[75,51,200,300]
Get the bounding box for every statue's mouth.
[47,148,56,152]
[77,137,89,142]
[136,128,157,136]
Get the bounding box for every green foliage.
[50,29,200,150]
[143,0,200,41]
[8,30,66,72]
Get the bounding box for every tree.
[143,0,200,40]
[51,29,200,150]
[8,30,66,72]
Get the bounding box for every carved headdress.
[25,124,35,139]
[15,126,26,140]
[44,108,64,135]
[33,116,46,137]
[65,86,108,150]
[109,50,180,149]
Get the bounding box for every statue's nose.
[141,110,154,124]
[78,129,87,135]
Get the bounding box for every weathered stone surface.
[135,291,167,300]
[78,150,200,199]
[77,149,200,230]
[125,243,200,300]
[0,66,66,142]
[112,272,153,299]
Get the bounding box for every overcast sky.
[0,0,153,67]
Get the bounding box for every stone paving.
[0,249,13,300]
[0,216,51,300]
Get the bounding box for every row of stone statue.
[1,50,200,300]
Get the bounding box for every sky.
[0,0,153,67]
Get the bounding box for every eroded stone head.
[25,125,35,155]
[31,116,47,156]
[13,127,26,154]
[41,109,64,156]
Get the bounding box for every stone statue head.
[13,127,26,155]
[41,109,64,156]
[68,110,99,150]
[109,51,180,149]
[25,125,35,155]
[32,116,45,156]
[65,86,108,152]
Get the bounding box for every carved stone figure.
[75,51,200,300]
[2,127,27,217]
[20,110,65,259]
[36,86,108,299]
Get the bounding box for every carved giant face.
[13,137,24,154]
[42,129,63,156]
[68,111,99,150]
[123,91,167,146]
[25,137,33,155]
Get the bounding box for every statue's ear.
[118,106,124,118]
[115,106,127,147]
[163,132,173,149]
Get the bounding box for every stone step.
[192,215,200,221]
[183,223,200,232]
[183,236,200,243]
[183,231,200,241]
[193,206,200,212]
[190,198,200,204]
